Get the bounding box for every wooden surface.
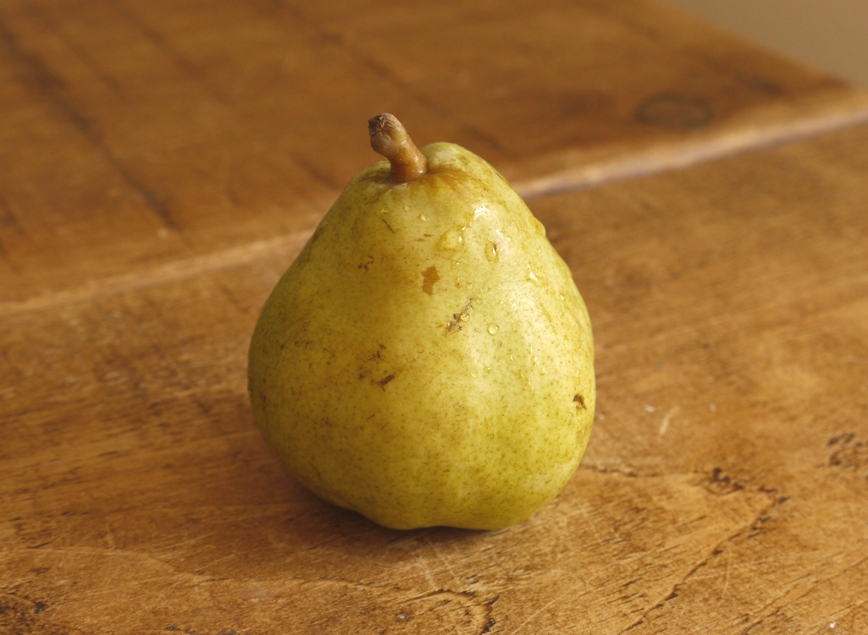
[2,1,868,633]
[3,0,868,308]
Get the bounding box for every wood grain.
[3,123,868,633]
[1,0,867,305]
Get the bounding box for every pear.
[248,114,594,530]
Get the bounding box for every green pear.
[248,114,594,530]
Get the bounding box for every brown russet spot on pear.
[248,114,595,530]
[421,266,439,295]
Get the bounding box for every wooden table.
[2,1,867,633]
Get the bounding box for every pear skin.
[248,115,594,530]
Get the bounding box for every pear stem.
[368,114,427,183]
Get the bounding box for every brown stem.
[368,114,427,183]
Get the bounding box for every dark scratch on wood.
[618,487,781,634]
[0,17,179,230]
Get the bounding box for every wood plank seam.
[514,89,868,199]
[0,230,312,319]
[4,117,868,319]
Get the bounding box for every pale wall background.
[665,0,868,87]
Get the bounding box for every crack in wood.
[617,484,781,634]
[738,555,868,634]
